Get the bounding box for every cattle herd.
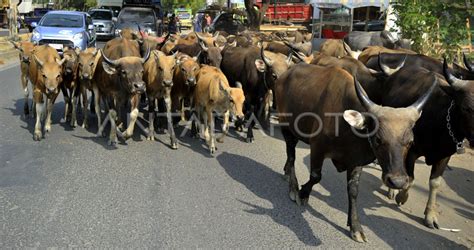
[9,28,474,243]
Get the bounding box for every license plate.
[49,43,63,50]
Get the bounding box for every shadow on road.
[216,152,322,246]
[442,165,474,205]
[300,155,467,248]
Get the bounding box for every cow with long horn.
[275,63,436,242]
[380,58,474,230]
[93,37,150,146]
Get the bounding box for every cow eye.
[158,66,163,71]
[272,73,277,79]
[121,70,126,75]
[57,74,61,79]
[42,73,47,78]
[89,62,94,66]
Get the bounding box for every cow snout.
[66,68,73,74]
[81,73,90,80]
[186,78,195,85]
[46,87,57,95]
[385,174,408,189]
[133,82,146,93]
[163,80,173,87]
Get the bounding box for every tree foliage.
[161,0,206,14]
[392,0,473,61]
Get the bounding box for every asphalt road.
[0,55,472,248]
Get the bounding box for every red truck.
[255,1,313,28]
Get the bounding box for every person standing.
[204,14,212,32]
[168,14,178,34]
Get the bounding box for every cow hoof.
[82,123,88,129]
[70,121,77,128]
[210,147,216,155]
[289,190,297,202]
[171,142,178,150]
[395,191,409,205]
[246,137,254,143]
[122,132,132,140]
[424,209,439,229]
[33,133,42,141]
[108,139,117,146]
[351,230,368,243]
[216,138,224,143]
[387,189,396,200]
[147,135,155,141]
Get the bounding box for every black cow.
[221,46,292,142]
[344,30,411,51]
[379,60,474,229]
[275,63,436,242]
[366,53,474,80]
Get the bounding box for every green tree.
[161,0,206,14]
[392,0,473,62]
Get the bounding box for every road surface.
[0,53,472,248]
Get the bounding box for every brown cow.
[60,46,80,127]
[320,39,361,59]
[171,53,200,123]
[94,38,150,145]
[358,45,417,64]
[77,47,101,129]
[193,65,245,155]
[143,50,178,148]
[11,41,35,117]
[29,45,66,141]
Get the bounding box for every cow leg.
[81,86,89,129]
[122,94,139,140]
[299,147,324,205]
[392,151,417,204]
[190,107,200,138]
[33,89,44,141]
[107,98,118,146]
[347,165,367,243]
[217,110,230,143]
[165,95,178,149]
[281,127,300,204]
[424,156,449,229]
[203,108,216,154]
[44,93,58,135]
[21,73,29,117]
[93,86,102,134]
[70,85,79,128]
[147,96,156,141]
[61,85,71,123]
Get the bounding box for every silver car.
[89,9,115,40]
[31,11,96,51]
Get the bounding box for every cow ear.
[74,47,81,55]
[102,62,117,75]
[255,59,266,72]
[343,110,366,130]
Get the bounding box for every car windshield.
[119,9,154,23]
[90,11,112,20]
[177,12,190,19]
[40,13,83,28]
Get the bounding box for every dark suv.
[115,6,160,37]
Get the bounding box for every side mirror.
[31,22,38,28]
[112,17,117,23]
[88,24,94,30]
